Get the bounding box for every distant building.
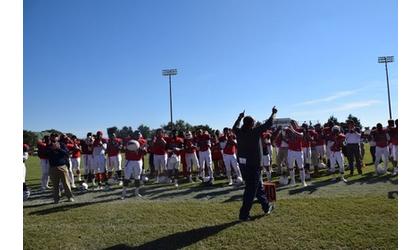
[272,118,292,128]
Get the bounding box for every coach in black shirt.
[233,106,277,221]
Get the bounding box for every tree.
[162,120,193,134]
[23,130,38,148]
[327,115,339,125]
[137,124,152,139]
[116,126,134,139]
[192,124,215,135]
[347,114,362,128]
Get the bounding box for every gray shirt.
[345,131,361,144]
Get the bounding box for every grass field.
[23,145,398,249]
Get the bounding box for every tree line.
[23,115,363,149]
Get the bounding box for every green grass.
[23,144,397,249]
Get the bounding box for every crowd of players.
[23,118,398,202]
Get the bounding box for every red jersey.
[286,128,303,151]
[37,141,49,159]
[302,130,317,148]
[211,137,223,160]
[314,129,325,146]
[151,136,167,155]
[323,127,333,142]
[331,133,346,152]
[167,136,183,156]
[197,134,211,151]
[388,127,398,146]
[223,135,237,155]
[184,138,197,153]
[107,138,122,157]
[125,139,147,161]
[71,140,81,158]
[80,139,93,154]
[373,129,389,147]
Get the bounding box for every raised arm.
[255,106,278,134]
[232,110,245,134]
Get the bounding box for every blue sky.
[23,0,398,137]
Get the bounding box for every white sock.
[300,169,306,183]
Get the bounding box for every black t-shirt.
[232,117,273,168]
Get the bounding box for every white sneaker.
[392,168,398,176]
[134,190,142,198]
[302,181,308,187]
[341,176,348,183]
[71,184,77,189]
[121,189,126,200]
[119,181,123,186]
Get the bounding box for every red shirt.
[314,129,325,146]
[167,136,183,156]
[373,129,389,147]
[197,134,211,151]
[184,139,197,153]
[211,138,223,160]
[107,138,122,157]
[37,141,49,159]
[331,133,346,152]
[71,140,81,158]
[80,139,93,154]
[286,128,303,151]
[302,130,317,148]
[223,135,237,155]
[388,127,398,146]
[323,127,333,142]
[125,139,147,161]
[151,136,167,155]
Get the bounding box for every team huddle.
[24,118,398,202]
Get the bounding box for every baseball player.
[92,131,108,190]
[37,136,50,191]
[329,126,348,182]
[121,131,147,199]
[107,132,123,186]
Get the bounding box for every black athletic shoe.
[265,204,275,215]
[239,216,252,222]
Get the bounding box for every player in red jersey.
[260,130,273,182]
[221,128,243,185]
[80,132,95,187]
[92,131,108,190]
[211,130,224,177]
[285,120,307,187]
[70,136,82,182]
[372,123,390,175]
[388,119,398,176]
[196,129,214,184]
[151,129,168,183]
[329,126,347,182]
[313,124,326,175]
[323,121,334,168]
[107,132,123,186]
[166,130,184,187]
[37,135,51,191]
[184,131,200,182]
[301,123,317,180]
[121,131,148,199]
[272,126,288,175]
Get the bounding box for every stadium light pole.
[378,56,394,120]
[162,69,178,128]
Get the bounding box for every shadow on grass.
[28,197,119,215]
[147,182,226,200]
[345,172,398,185]
[103,217,266,250]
